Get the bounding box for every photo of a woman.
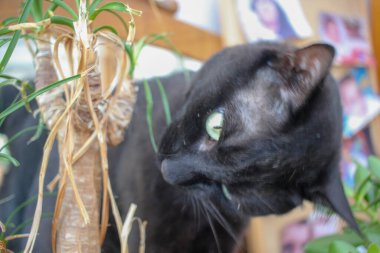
[250,0,297,39]
[237,0,312,42]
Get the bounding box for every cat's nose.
[161,159,180,185]
[161,159,194,185]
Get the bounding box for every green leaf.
[369,156,380,179]
[2,17,18,26]
[0,126,38,152]
[103,9,129,35]
[156,79,172,125]
[0,27,12,36]
[0,74,80,121]
[0,39,11,48]
[10,212,53,236]
[0,93,20,129]
[50,15,74,29]
[88,0,104,15]
[0,79,18,88]
[93,25,118,35]
[31,0,43,21]
[134,34,168,62]
[328,241,358,253]
[21,81,34,113]
[0,153,19,167]
[305,233,364,253]
[0,74,20,80]
[5,192,56,228]
[28,116,46,144]
[343,182,354,198]
[90,2,141,20]
[354,161,371,202]
[368,243,380,253]
[0,0,33,74]
[90,2,126,20]
[127,33,169,77]
[74,0,80,10]
[51,0,78,20]
[365,223,380,245]
[143,80,158,153]
[44,2,59,19]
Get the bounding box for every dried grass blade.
[99,137,109,244]
[24,74,84,253]
[6,233,30,241]
[24,115,62,252]
[103,37,127,98]
[72,132,96,163]
[0,221,5,233]
[121,203,137,253]
[53,35,73,100]
[126,20,136,45]
[62,115,90,224]
[136,219,147,253]
[107,180,122,236]
[83,73,109,243]
[46,174,60,192]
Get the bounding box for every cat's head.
[159,42,358,230]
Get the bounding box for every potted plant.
[305,156,380,253]
[0,0,149,252]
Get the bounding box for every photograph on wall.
[281,215,338,253]
[339,68,380,138]
[319,12,374,66]
[236,0,313,42]
[340,128,373,189]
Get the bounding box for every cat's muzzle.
[160,159,213,187]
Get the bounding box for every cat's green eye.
[205,111,224,141]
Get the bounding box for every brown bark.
[35,32,64,128]
[56,131,102,253]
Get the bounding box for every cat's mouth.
[176,174,213,187]
[161,159,233,200]
[161,159,216,188]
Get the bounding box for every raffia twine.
[24,26,142,253]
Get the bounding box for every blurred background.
[1,0,380,252]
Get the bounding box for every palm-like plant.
[1,0,144,252]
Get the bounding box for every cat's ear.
[317,170,361,234]
[294,43,335,85]
[278,43,335,109]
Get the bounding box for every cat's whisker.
[190,196,201,232]
[252,191,277,213]
[207,201,239,243]
[200,201,222,253]
[195,198,202,231]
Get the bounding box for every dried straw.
[21,0,144,251]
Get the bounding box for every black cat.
[0,42,357,253]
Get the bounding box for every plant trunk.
[35,32,64,129]
[35,32,102,253]
[56,131,101,253]
[34,30,136,253]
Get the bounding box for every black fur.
[0,42,357,253]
